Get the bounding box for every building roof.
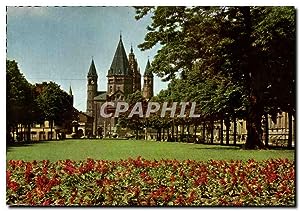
[87,59,98,78]
[107,35,131,76]
[144,59,153,77]
[94,91,107,101]
[78,111,93,123]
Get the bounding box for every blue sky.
[7,6,168,111]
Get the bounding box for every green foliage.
[252,7,296,114]
[36,82,73,126]
[126,90,144,104]
[118,91,147,138]
[6,60,35,125]
[6,60,75,142]
[136,6,296,148]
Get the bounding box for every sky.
[7,6,168,112]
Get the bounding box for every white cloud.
[7,6,50,18]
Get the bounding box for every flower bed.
[6,157,295,206]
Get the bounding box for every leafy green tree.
[7,60,39,142]
[36,82,73,140]
[135,6,295,149]
[118,91,147,139]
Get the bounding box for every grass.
[6,139,295,162]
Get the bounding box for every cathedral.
[86,35,154,136]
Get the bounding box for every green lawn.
[6,139,295,162]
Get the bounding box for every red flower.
[8,181,19,192]
[232,200,243,206]
[174,194,185,205]
[6,170,11,182]
[187,191,197,204]
[219,178,226,186]
[63,160,77,175]
[232,175,238,185]
[239,172,247,182]
[96,178,113,186]
[266,172,277,184]
[219,198,228,205]
[179,170,185,177]
[194,173,208,186]
[5,158,295,206]
[25,162,33,183]
[42,199,51,206]
[170,175,176,182]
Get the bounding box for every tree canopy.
[135,6,296,149]
[6,60,74,142]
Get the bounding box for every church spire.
[69,85,73,96]
[108,35,130,76]
[130,43,133,54]
[144,59,153,77]
[69,84,74,106]
[87,58,98,78]
[143,59,154,99]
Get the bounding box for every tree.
[118,91,147,139]
[135,6,295,149]
[36,82,73,140]
[7,60,39,142]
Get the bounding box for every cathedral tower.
[107,35,133,100]
[128,45,141,92]
[86,59,98,116]
[142,59,154,100]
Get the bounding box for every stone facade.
[86,35,153,136]
[142,59,154,100]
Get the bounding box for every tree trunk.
[171,121,175,142]
[20,124,23,141]
[240,7,265,150]
[135,129,139,140]
[288,111,292,149]
[11,125,14,142]
[158,128,162,141]
[162,128,165,141]
[50,120,53,140]
[181,124,184,142]
[187,124,190,142]
[202,122,205,143]
[210,119,214,144]
[194,124,197,143]
[7,125,12,143]
[233,116,237,145]
[220,118,224,145]
[27,124,31,142]
[15,125,18,141]
[244,100,265,149]
[264,113,269,147]
[22,125,26,142]
[225,118,230,145]
[176,125,179,142]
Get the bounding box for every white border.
[2,1,299,210]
